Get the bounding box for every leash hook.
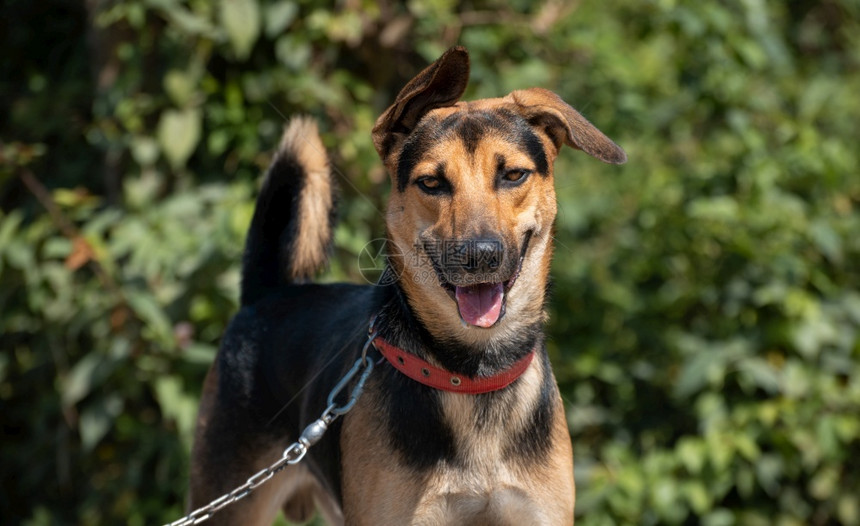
[326,331,377,417]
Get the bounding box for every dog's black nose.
[463,238,504,274]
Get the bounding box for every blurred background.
[2,0,859,524]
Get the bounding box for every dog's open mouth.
[435,231,533,328]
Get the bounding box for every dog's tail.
[240,117,336,306]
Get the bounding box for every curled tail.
[241,117,336,306]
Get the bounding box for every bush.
[2,0,858,524]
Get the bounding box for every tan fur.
[279,117,332,279]
[341,357,574,525]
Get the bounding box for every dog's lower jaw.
[401,279,542,350]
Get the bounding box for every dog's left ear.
[509,88,627,164]
[372,46,470,161]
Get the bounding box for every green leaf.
[0,210,22,250]
[677,437,706,474]
[703,509,735,526]
[733,433,760,462]
[684,481,711,514]
[125,289,173,346]
[163,70,197,107]
[62,354,102,408]
[130,136,160,167]
[220,0,260,60]
[159,4,219,37]
[838,494,860,526]
[42,237,72,260]
[686,196,739,222]
[755,454,783,496]
[181,343,217,364]
[157,108,202,169]
[809,465,839,500]
[4,238,35,270]
[154,377,198,445]
[737,358,781,394]
[275,34,311,71]
[809,219,843,264]
[79,395,124,452]
[651,478,685,522]
[264,1,298,38]
[674,340,748,398]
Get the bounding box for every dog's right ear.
[509,88,627,164]
[372,47,470,162]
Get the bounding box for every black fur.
[521,124,549,176]
[503,350,556,463]
[374,357,460,470]
[445,112,487,154]
[396,123,436,192]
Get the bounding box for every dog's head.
[373,47,625,345]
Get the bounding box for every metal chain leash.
[165,328,378,526]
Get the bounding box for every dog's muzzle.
[423,232,532,328]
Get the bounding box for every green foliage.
[2,0,859,524]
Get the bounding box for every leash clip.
[324,323,378,418]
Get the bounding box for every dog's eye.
[501,169,531,186]
[416,176,450,195]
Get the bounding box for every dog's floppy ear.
[372,46,470,161]
[509,88,627,164]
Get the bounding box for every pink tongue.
[455,283,504,328]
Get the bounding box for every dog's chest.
[441,389,527,463]
[414,466,547,525]
[441,358,543,454]
[409,369,544,516]
[413,398,552,525]
[340,360,570,525]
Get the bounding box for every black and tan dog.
[189,47,625,525]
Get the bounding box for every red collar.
[372,336,535,394]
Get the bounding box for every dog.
[188,46,626,525]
